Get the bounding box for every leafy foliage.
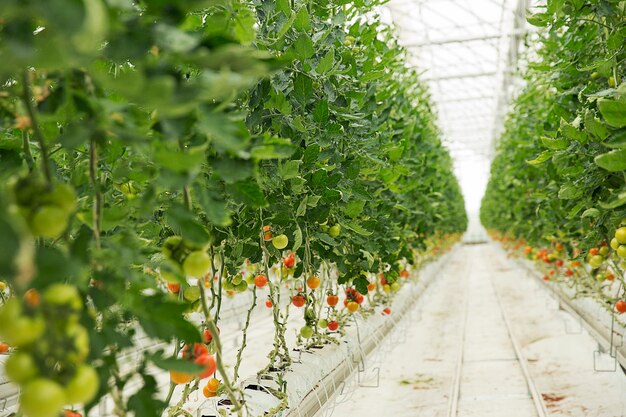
[0,0,466,415]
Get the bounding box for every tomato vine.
[0,0,466,416]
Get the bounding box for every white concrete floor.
[326,244,626,417]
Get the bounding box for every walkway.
[328,243,626,417]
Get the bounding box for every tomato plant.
[482,1,626,318]
[0,0,466,415]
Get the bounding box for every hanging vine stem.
[21,69,52,185]
[166,380,198,417]
[215,245,225,322]
[198,282,243,414]
[89,138,102,249]
[232,285,257,382]
[258,210,291,372]
[22,131,35,171]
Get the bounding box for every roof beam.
[403,30,525,48]
[422,70,497,81]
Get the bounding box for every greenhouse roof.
[383,0,532,213]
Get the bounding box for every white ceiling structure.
[382,0,532,214]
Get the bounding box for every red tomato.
[327,321,339,331]
[292,295,306,307]
[564,269,574,277]
[355,293,364,304]
[64,411,82,417]
[262,225,273,241]
[326,295,338,306]
[167,282,180,294]
[543,276,549,281]
[283,254,296,268]
[367,282,376,292]
[0,343,9,353]
[254,274,268,288]
[382,307,391,315]
[195,354,217,379]
[589,248,599,256]
[555,259,563,268]
[616,300,626,314]
[203,328,220,344]
[265,299,273,308]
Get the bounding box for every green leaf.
[603,130,626,148]
[540,135,568,150]
[598,190,626,209]
[250,137,296,159]
[526,150,553,165]
[166,204,211,246]
[293,226,303,252]
[594,149,626,171]
[228,181,268,208]
[294,7,311,31]
[149,353,203,373]
[343,200,365,218]
[598,99,626,128]
[293,73,313,105]
[316,48,335,74]
[581,208,600,218]
[560,119,587,143]
[313,100,329,123]
[296,197,308,217]
[292,34,314,60]
[342,221,372,236]
[584,110,610,140]
[0,218,20,277]
[557,183,583,200]
[279,160,301,180]
[527,12,550,27]
[233,8,257,45]
[354,276,369,295]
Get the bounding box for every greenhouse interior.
[0,0,625,416]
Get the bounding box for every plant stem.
[198,283,243,414]
[232,285,257,382]
[22,131,34,171]
[89,139,102,249]
[21,69,52,185]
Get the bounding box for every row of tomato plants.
[481,1,626,317]
[0,0,466,416]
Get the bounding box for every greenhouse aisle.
[327,244,626,417]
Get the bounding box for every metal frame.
[385,0,531,212]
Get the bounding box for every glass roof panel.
[383,0,532,214]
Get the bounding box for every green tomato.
[162,236,183,260]
[391,282,401,291]
[30,206,69,238]
[222,280,234,291]
[4,316,45,347]
[599,246,610,257]
[329,224,341,238]
[615,227,626,245]
[67,325,90,363]
[43,283,82,310]
[318,319,328,329]
[43,183,77,213]
[183,286,201,302]
[182,251,211,278]
[20,378,66,417]
[245,273,255,285]
[232,273,243,285]
[65,365,100,404]
[272,234,289,250]
[589,255,604,269]
[300,325,313,339]
[611,238,620,250]
[236,281,248,293]
[617,245,626,259]
[5,352,39,383]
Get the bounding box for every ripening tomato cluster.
[170,342,217,385]
[11,177,77,239]
[0,284,99,417]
